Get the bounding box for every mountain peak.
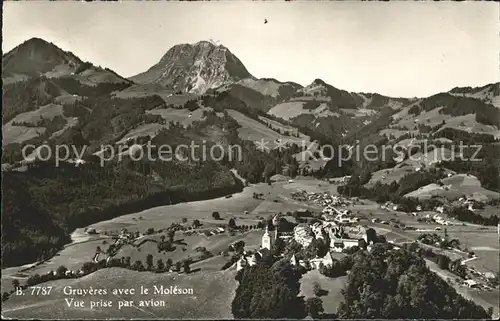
[130,41,252,94]
[192,40,223,48]
[3,37,82,80]
[23,37,49,45]
[312,78,328,86]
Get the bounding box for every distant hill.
[2,37,131,86]
[449,83,500,108]
[2,37,82,82]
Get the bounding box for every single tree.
[438,254,450,270]
[313,282,323,297]
[366,228,378,244]
[168,230,175,243]
[81,262,96,274]
[166,258,173,270]
[146,254,154,271]
[156,259,165,272]
[183,260,191,274]
[56,265,68,277]
[233,240,245,254]
[11,279,20,289]
[212,212,221,220]
[132,260,145,271]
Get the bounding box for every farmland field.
[268,101,337,120]
[227,109,306,146]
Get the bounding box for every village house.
[464,279,479,288]
[309,252,334,269]
[330,238,359,253]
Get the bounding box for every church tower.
[261,226,273,250]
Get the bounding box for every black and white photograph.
[1,1,499,319]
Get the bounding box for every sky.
[3,1,499,98]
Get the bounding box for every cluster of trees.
[230,140,303,183]
[417,93,460,114]
[302,100,321,110]
[416,123,441,133]
[221,254,241,270]
[446,205,499,226]
[418,232,460,249]
[438,96,500,128]
[157,233,176,253]
[475,103,500,128]
[318,256,353,278]
[441,143,500,192]
[232,259,307,319]
[407,92,500,129]
[338,169,446,209]
[2,173,70,267]
[438,127,496,144]
[276,237,330,262]
[336,244,490,318]
[74,61,93,74]
[439,96,485,116]
[408,104,421,115]
[75,94,165,145]
[305,297,324,318]
[342,108,396,144]
[396,168,446,195]
[184,99,199,112]
[420,247,466,279]
[2,77,61,123]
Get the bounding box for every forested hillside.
[2,158,242,267]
